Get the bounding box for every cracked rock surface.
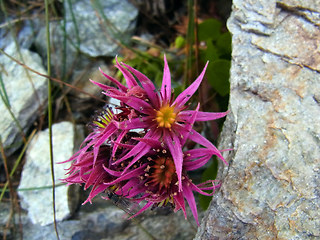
[195,0,320,239]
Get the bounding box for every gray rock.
[22,197,199,240]
[232,0,277,35]
[0,43,47,155]
[64,0,138,57]
[18,121,82,226]
[69,61,112,100]
[195,1,320,239]
[35,0,138,67]
[0,18,42,50]
[35,21,90,78]
[0,202,11,238]
[21,219,83,240]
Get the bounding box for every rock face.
[64,0,138,57]
[0,19,42,50]
[35,0,138,78]
[18,122,82,226]
[0,43,47,155]
[36,0,138,60]
[196,1,320,239]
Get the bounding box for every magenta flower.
[63,134,220,225]
[103,140,221,225]
[91,56,228,191]
[62,55,230,225]
[62,145,113,203]
[61,130,142,204]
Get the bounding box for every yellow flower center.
[155,105,176,129]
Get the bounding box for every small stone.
[0,43,47,156]
[18,121,82,226]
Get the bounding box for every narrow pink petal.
[90,79,125,96]
[182,181,199,225]
[191,180,220,196]
[102,164,122,177]
[84,184,109,204]
[84,166,104,189]
[117,129,161,173]
[184,155,212,171]
[112,130,128,157]
[104,164,147,186]
[92,124,117,166]
[120,180,147,199]
[115,56,138,88]
[112,141,149,165]
[177,103,199,146]
[81,131,96,147]
[73,144,93,164]
[132,137,161,149]
[112,130,155,165]
[114,117,153,130]
[85,169,104,190]
[106,94,154,115]
[128,202,153,219]
[173,61,209,109]
[122,144,151,173]
[173,192,187,219]
[111,141,134,150]
[122,63,160,108]
[197,180,221,192]
[120,178,140,194]
[183,148,214,160]
[125,187,145,198]
[190,181,216,196]
[179,110,229,121]
[165,132,183,192]
[188,129,227,165]
[99,67,128,92]
[160,55,172,104]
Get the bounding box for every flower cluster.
[62,56,228,225]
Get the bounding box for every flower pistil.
[155,105,176,129]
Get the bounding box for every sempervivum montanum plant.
[62,55,228,224]
[90,55,228,191]
[63,129,221,225]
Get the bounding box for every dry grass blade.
[44,0,60,238]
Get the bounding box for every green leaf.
[198,19,222,42]
[175,36,186,49]
[199,159,218,210]
[216,32,232,57]
[205,40,219,61]
[206,59,230,96]
[200,40,218,65]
